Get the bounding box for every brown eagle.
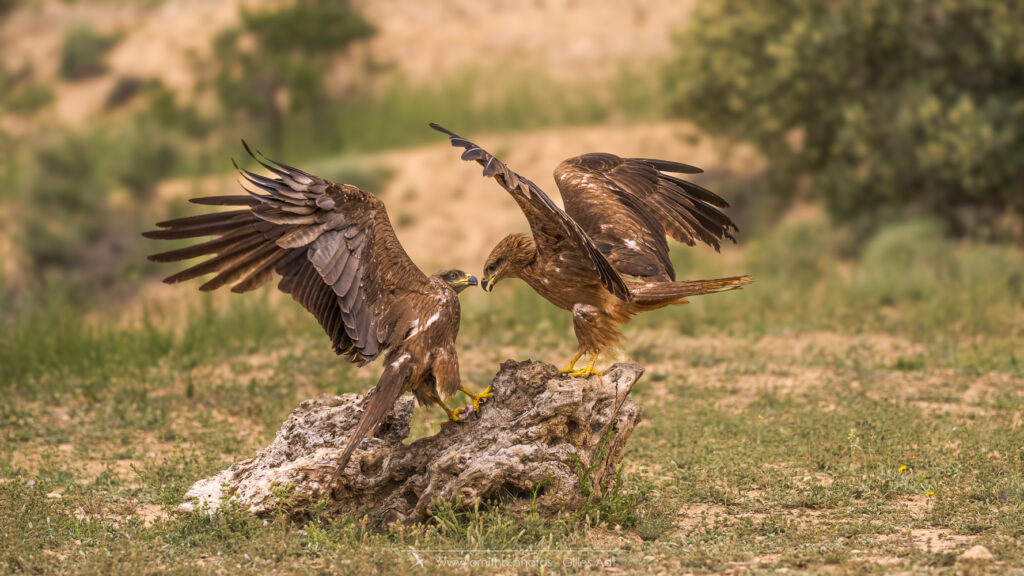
[143,143,486,483]
[432,123,751,377]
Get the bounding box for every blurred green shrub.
[144,82,210,138]
[21,122,179,290]
[104,76,145,109]
[212,0,374,144]
[858,219,950,305]
[241,0,374,54]
[114,120,182,200]
[60,26,121,80]
[0,67,53,114]
[665,0,1024,238]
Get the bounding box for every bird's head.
[434,269,478,294]
[480,233,537,293]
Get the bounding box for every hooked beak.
[454,274,478,287]
[480,277,494,292]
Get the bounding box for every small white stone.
[958,545,994,562]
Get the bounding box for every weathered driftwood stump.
[179,360,643,524]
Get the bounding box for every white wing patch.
[424,312,441,328]
[390,354,411,369]
[404,319,421,340]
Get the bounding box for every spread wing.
[144,142,429,365]
[431,123,629,302]
[555,153,738,282]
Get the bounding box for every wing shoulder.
[431,124,630,301]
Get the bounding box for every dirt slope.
[1,0,695,126]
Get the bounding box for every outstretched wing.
[144,142,429,365]
[430,123,629,302]
[555,154,738,282]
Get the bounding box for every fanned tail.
[329,361,411,485]
[629,275,751,308]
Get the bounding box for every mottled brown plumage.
[144,142,478,484]
[432,124,751,376]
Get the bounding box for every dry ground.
[4,319,1022,573]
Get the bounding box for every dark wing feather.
[144,142,431,364]
[555,154,738,282]
[431,123,630,302]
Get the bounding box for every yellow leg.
[566,353,602,378]
[437,398,461,424]
[559,350,584,374]
[459,385,493,412]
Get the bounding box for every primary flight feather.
[144,142,485,485]
[432,123,751,377]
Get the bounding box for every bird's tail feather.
[329,361,412,486]
[629,275,751,307]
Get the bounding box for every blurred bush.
[60,26,121,80]
[0,66,52,114]
[20,121,180,291]
[211,0,374,147]
[665,0,1024,239]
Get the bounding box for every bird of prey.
[143,143,487,483]
[432,123,751,377]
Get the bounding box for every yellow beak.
[452,274,478,287]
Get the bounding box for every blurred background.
[1,0,1022,389]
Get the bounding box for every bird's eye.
[448,272,458,279]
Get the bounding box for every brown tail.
[629,275,751,307]
[329,361,411,486]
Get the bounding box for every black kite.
[144,143,486,483]
[432,124,751,377]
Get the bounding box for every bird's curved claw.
[561,353,601,378]
[559,351,584,374]
[565,366,602,378]
[460,385,493,413]
[472,385,493,412]
[438,399,463,425]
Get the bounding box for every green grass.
[2,222,1022,573]
[203,64,665,171]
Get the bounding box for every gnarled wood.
[179,360,643,525]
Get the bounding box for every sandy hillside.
[1,0,695,126]
[354,0,696,82]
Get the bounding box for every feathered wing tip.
[636,158,704,175]
[142,141,332,295]
[643,167,739,252]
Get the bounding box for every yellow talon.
[558,351,584,374]
[460,385,493,412]
[564,354,602,378]
[438,399,461,424]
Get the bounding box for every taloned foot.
[460,385,493,413]
[563,353,602,378]
[558,350,584,374]
[437,399,462,425]
[565,366,603,378]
